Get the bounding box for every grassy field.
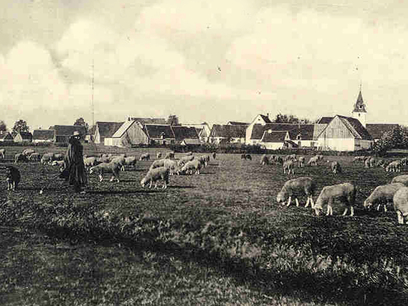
[1,145,408,305]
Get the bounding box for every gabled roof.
[17,132,33,140]
[0,132,13,140]
[259,114,272,124]
[33,129,55,140]
[54,125,87,137]
[287,125,315,141]
[316,117,334,124]
[145,124,175,139]
[251,123,298,140]
[227,121,250,126]
[261,130,288,143]
[316,115,372,140]
[127,117,167,124]
[172,126,199,140]
[96,121,124,138]
[210,124,247,138]
[112,120,135,138]
[366,124,399,140]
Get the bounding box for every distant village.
[0,90,400,152]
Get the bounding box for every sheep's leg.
[286,197,292,207]
[376,204,381,211]
[326,201,332,216]
[397,211,404,224]
[99,174,103,182]
[350,206,354,217]
[110,176,114,182]
[310,197,315,209]
[305,197,310,207]
[384,205,387,212]
[148,181,152,188]
[295,198,300,207]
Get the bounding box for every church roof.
[353,90,367,113]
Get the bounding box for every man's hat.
[73,131,81,137]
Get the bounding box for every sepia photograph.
[1,1,408,305]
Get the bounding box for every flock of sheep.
[259,153,408,224]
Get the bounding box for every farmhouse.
[181,123,211,143]
[172,126,200,144]
[53,125,87,143]
[32,129,54,143]
[245,114,272,144]
[209,124,247,144]
[0,132,13,142]
[13,131,32,143]
[94,121,124,144]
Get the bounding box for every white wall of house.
[260,142,284,150]
[317,138,355,151]
[355,139,373,150]
[245,115,269,144]
[104,138,123,147]
[33,139,53,143]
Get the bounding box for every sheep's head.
[363,200,372,209]
[140,177,147,188]
[89,167,95,174]
[313,200,323,216]
[276,192,286,204]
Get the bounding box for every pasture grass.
[1,148,408,305]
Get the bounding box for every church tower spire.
[352,84,367,127]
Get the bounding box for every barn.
[32,130,54,143]
[13,131,33,143]
[94,121,124,144]
[209,124,247,144]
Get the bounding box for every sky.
[1,0,408,130]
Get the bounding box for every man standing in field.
[61,131,88,194]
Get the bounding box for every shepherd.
[60,131,87,193]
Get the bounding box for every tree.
[0,120,7,132]
[167,115,180,126]
[12,119,30,134]
[273,113,311,124]
[73,117,89,133]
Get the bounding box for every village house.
[32,129,54,143]
[13,131,33,143]
[172,126,200,145]
[180,123,211,143]
[53,125,87,143]
[209,124,247,144]
[93,121,124,144]
[0,131,14,142]
[245,114,272,145]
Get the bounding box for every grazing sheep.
[307,156,319,166]
[185,151,193,156]
[41,153,55,164]
[331,161,342,174]
[83,157,99,168]
[314,183,356,216]
[364,157,375,168]
[316,154,324,161]
[157,152,162,159]
[212,152,216,159]
[51,160,65,167]
[177,155,194,167]
[14,153,28,164]
[163,159,180,175]
[393,187,408,224]
[150,159,166,171]
[363,183,405,212]
[139,153,150,161]
[54,153,64,161]
[97,156,110,164]
[391,175,408,186]
[376,159,386,168]
[89,162,121,182]
[275,156,284,165]
[22,148,35,156]
[353,156,365,162]
[260,154,270,165]
[110,156,126,171]
[28,152,41,161]
[198,155,209,167]
[401,157,408,167]
[386,160,401,172]
[283,160,295,174]
[164,151,175,159]
[0,149,5,159]
[284,154,297,161]
[140,167,170,189]
[123,156,137,169]
[5,165,20,191]
[298,156,305,168]
[181,159,202,175]
[276,177,316,208]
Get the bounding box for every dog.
[6,165,21,191]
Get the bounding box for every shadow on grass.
[168,185,196,189]
[88,189,157,195]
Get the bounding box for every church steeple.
[352,84,367,127]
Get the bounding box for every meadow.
[1,144,408,305]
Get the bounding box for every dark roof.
[18,132,33,140]
[172,126,199,141]
[366,124,399,139]
[287,125,315,141]
[54,125,87,137]
[251,123,298,140]
[316,117,334,124]
[96,121,124,138]
[227,121,250,126]
[144,124,175,139]
[33,129,55,140]
[261,130,288,142]
[128,117,167,124]
[0,132,13,140]
[259,114,272,124]
[353,90,367,113]
[338,115,372,140]
[210,124,247,138]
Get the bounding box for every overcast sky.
[1,0,407,130]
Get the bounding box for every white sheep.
[276,177,316,208]
[51,160,65,167]
[110,155,126,171]
[363,183,405,212]
[164,151,175,159]
[140,167,170,189]
[139,153,150,161]
[316,154,324,161]
[177,155,194,167]
[393,187,408,224]
[307,156,319,166]
[386,160,401,172]
[283,160,295,174]
[0,148,5,159]
[391,175,408,186]
[163,159,180,175]
[376,159,386,168]
[185,151,193,156]
[89,162,121,182]
[123,156,137,170]
[96,156,111,164]
[353,156,365,162]
[41,152,55,164]
[83,157,99,168]
[29,152,41,161]
[314,182,356,216]
[331,161,342,174]
[54,153,64,161]
[365,157,375,168]
[150,159,166,171]
[298,156,305,168]
[181,159,202,175]
[198,155,209,167]
[22,148,35,156]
